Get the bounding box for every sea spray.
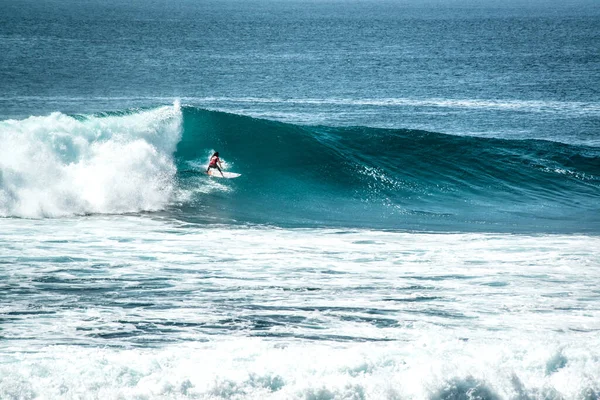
[0,103,182,217]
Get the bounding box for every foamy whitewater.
[1,0,600,398]
[2,217,599,399]
[0,104,181,218]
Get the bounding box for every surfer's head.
[214,151,219,157]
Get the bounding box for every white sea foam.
[1,338,598,400]
[0,103,182,218]
[1,217,599,399]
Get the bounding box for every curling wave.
[0,103,182,218]
[1,104,599,232]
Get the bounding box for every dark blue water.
[1,0,599,144]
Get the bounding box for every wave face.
[1,105,599,232]
[175,107,599,232]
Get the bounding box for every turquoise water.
[4,104,597,232]
[1,0,599,398]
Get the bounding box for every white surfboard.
[207,170,241,179]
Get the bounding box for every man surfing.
[206,151,224,177]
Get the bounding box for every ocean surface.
[1,0,599,399]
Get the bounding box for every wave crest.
[0,103,181,218]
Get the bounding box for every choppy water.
[1,0,599,398]
[2,217,599,398]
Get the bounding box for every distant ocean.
[1,0,599,399]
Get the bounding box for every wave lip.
[184,96,600,116]
[0,103,182,218]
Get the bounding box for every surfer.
[206,151,224,177]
